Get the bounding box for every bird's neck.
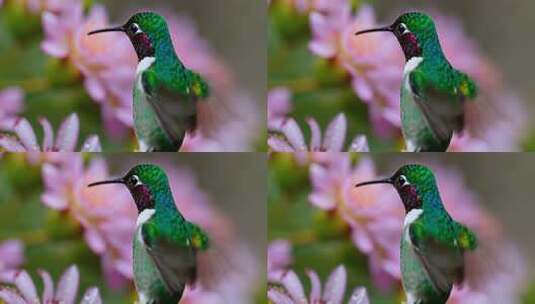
[151,186,185,222]
[149,35,186,74]
[403,31,447,66]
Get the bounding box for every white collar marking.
[404,208,423,227]
[136,208,155,227]
[403,57,423,75]
[136,57,156,75]
[404,208,423,244]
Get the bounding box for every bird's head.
[88,12,170,61]
[355,12,438,61]
[88,164,170,213]
[355,164,439,213]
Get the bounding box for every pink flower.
[0,113,101,152]
[0,87,24,131]
[268,87,292,131]
[268,113,369,152]
[268,265,369,304]
[41,156,135,288]
[268,240,293,282]
[0,240,24,284]
[0,265,102,304]
[294,0,349,15]
[41,1,136,136]
[309,156,403,288]
[309,4,404,137]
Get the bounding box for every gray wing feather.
[142,72,198,146]
[409,72,465,143]
[142,232,197,294]
[409,224,465,295]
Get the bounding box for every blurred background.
[0,153,267,303]
[268,153,535,303]
[0,0,266,151]
[268,0,535,151]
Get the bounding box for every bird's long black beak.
[355,26,392,36]
[87,26,125,36]
[88,178,125,187]
[355,177,393,188]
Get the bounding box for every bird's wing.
[141,220,197,294]
[141,68,208,145]
[409,68,468,143]
[186,222,232,290]
[409,217,465,294]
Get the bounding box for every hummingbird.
[355,12,478,152]
[356,164,477,304]
[89,164,210,304]
[88,12,210,152]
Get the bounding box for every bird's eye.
[397,23,409,35]
[129,175,141,186]
[129,23,141,34]
[397,175,409,187]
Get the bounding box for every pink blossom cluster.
[41,156,136,288]
[0,113,101,153]
[0,87,24,131]
[268,265,370,304]
[267,87,369,153]
[0,240,24,284]
[0,265,102,304]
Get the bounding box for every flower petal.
[306,269,321,302]
[281,119,307,151]
[81,135,102,152]
[280,270,306,302]
[348,287,369,304]
[55,265,79,304]
[306,118,322,151]
[322,265,346,304]
[38,270,54,304]
[56,113,79,151]
[80,287,102,304]
[13,118,39,151]
[268,136,295,152]
[0,135,25,152]
[14,271,39,303]
[349,135,369,152]
[39,118,55,151]
[267,289,295,304]
[0,288,26,304]
[323,113,346,152]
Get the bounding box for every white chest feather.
[136,57,156,75]
[403,209,423,244]
[135,57,156,92]
[136,208,155,227]
[403,57,423,75]
[136,209,155,244]
[403,57,423,96]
